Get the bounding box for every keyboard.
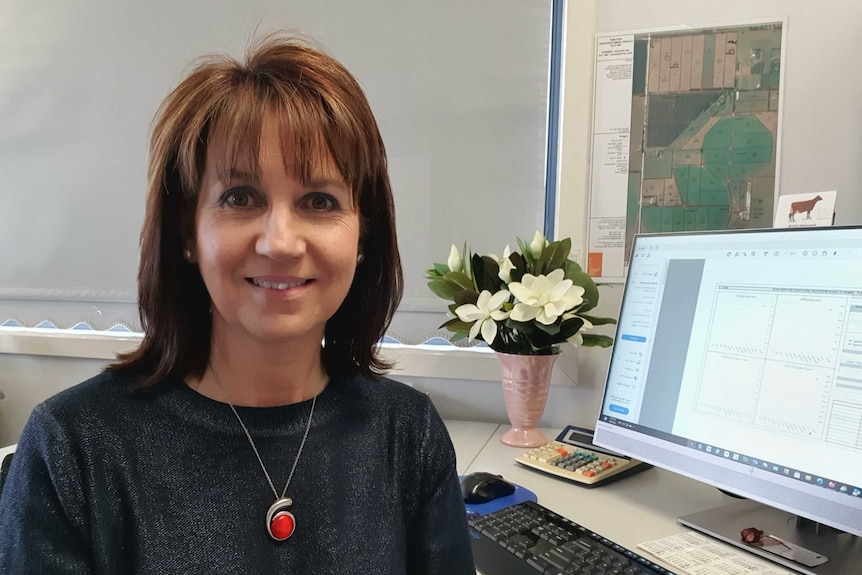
[515,441,648,487]
[469,500,676,575]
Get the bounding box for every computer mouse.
[460,471,516,504]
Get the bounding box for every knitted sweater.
[0,371,475,574]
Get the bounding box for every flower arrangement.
[426,231,616,355]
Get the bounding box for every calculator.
[514,425,651,488]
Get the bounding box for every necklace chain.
[209,365,317,500]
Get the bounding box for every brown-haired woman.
[0,34,474,574]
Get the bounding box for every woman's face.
[191,120,361,347]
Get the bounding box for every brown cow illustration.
[789,195,823,221]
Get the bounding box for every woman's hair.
[111,33,403,388]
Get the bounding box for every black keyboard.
[468,501,677,575]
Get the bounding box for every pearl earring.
[183,249,193,261]
[357,253,364,264]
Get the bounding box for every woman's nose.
[255,206,306,260]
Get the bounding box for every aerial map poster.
[586,22,784,282]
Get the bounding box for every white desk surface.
[443,420,499,475]
[451,423,739,573]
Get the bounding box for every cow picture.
[789,195,823,221]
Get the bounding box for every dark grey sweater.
[0,371,474,574]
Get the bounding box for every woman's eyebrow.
[219,168,259,183]
[305,177,348,188]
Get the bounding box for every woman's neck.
[189,327,329,407]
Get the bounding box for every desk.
[444,420,499,475]
[448,423,749,574]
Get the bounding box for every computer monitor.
[593,226,862,575]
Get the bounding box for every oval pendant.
[266,497,296,541]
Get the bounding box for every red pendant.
[270,511,295,540]
[266,497,296,541]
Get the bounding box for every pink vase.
[497,351,559,447]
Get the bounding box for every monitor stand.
[679,499,862,575]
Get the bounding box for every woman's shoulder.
[342,374,430,408]
[338,374,447,434]
[33,369,169,432]
[41,369,141,409]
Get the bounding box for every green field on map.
[626,24,782,256]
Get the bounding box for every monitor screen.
[593,226,862,572]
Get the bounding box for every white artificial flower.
[498,257,516,283]
[529,231,547,259]
[509,268,585,325]
[488,245,511,266]
[447,245,463,273]
[455,289,511,344]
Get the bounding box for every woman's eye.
[307,193,338,211]
[220,188,254,208]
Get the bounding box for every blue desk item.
[460,476,538,516]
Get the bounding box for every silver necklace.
[210,366,317,541]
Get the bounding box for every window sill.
[0,328,579,385]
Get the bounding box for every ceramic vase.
[497,351,559,447]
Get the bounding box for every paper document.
[638,532,796,575]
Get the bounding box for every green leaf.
[524,329,554,352]
[450,331,469,343]
[545,238,571,272]
[443,271,474,291]
[534,243,552,274]
[504,318,536,334]
[568,270,600,313]
[516,237,534,268]
[472,254,501,293]
[453,290,479,306]
[439,317,474,332]
[535,322,561,336]
[427,279,458,300]
[433,263,449,275]
[557,317,586,341]
[579,313,617,326]
[508,252,526,282]
[563,259,584,278]
[581,334,614,348]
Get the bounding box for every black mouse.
[460,472,516,504]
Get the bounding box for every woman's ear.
[183,244,197,263]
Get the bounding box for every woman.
[0,34,474,573]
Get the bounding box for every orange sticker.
[587,252,603,278]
